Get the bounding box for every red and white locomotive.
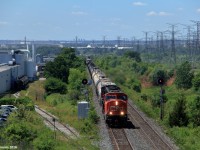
[86,58,128,124]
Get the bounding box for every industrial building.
[0,46,36,94]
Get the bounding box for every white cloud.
[159,11,171,16]
[132,2,146,6]
[178,7,184,11]
[197,8,200,13]
[71,11,88,16]
[0,21,8,25]
[146,11,157,16]
[146,11,172,16]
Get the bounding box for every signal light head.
[157,78,164,85]
[82,79,88,85]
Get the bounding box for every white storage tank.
[25,60,36,81]
[15,54,25,65]
[15,54,25,76]
[78,101,89,119]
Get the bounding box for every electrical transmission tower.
[143,31,149,62]
[117,36,121,47]
[137,40,140,51]
[191,20,200,55]
[167,24,178,64]
[75,36,78,48]
[103,35,106,47]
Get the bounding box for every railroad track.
[108,127,134,150]
[128,102,173,150]
[35,105,78,139]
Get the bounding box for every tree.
[44,48,83,83]
[44,77,67,95]
[169,94,188,127]
[175,61,194,89]
[192,73,200,91]
[151,68,168,85]
[3,121,37,144]
[124,51,141,62]
[190,96,200,126]
[33,129,55,150]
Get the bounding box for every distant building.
[0,49,36,94]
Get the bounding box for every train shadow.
[108,120,140,129]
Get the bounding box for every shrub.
[141,94,148,101]
[151,94,168,108]
[168,69,175,78]
[175,61,194,89]
[81,120,92,134]
[190,96,200,126]
[151,95,160,107]
[192,73,200,91]
[33,129,55,150]
[3,121,37,144]
[169,94,188,127]
[124,51,141,62]
[132,83,141,93]
[151,68,168,85]
[44,77,67,95]
[88,107,99,124]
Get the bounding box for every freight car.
[86,58,128,124]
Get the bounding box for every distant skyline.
[0,0,199,40]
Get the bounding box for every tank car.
[86,58,128,124]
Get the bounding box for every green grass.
[95,55,200,150]
[24,80,99,150]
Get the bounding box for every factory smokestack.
[32,42,35,62]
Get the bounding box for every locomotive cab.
[103,92,128,123]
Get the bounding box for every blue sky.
[0,0,199,40]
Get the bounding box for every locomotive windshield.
[105,95,127,101]
[118,95,127,101]
[106,95,116,100]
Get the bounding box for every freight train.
[86,58,128,124]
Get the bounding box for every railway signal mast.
[157,78,165,120]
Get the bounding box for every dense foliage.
[44,77,67,95]
[93,51,200,149]
[44,48,84,83]
[151,68,168,85]
[192,73,200,91]
[175,61,194,89]
[169,95,188,127]
[190,96,200,126]
[124,51,141,62]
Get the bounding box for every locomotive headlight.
[120,111,124,115]
[109,111,113,115]
[115,101,118,106]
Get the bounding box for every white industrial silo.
[15,54,25,76]
[25,60,36,81]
